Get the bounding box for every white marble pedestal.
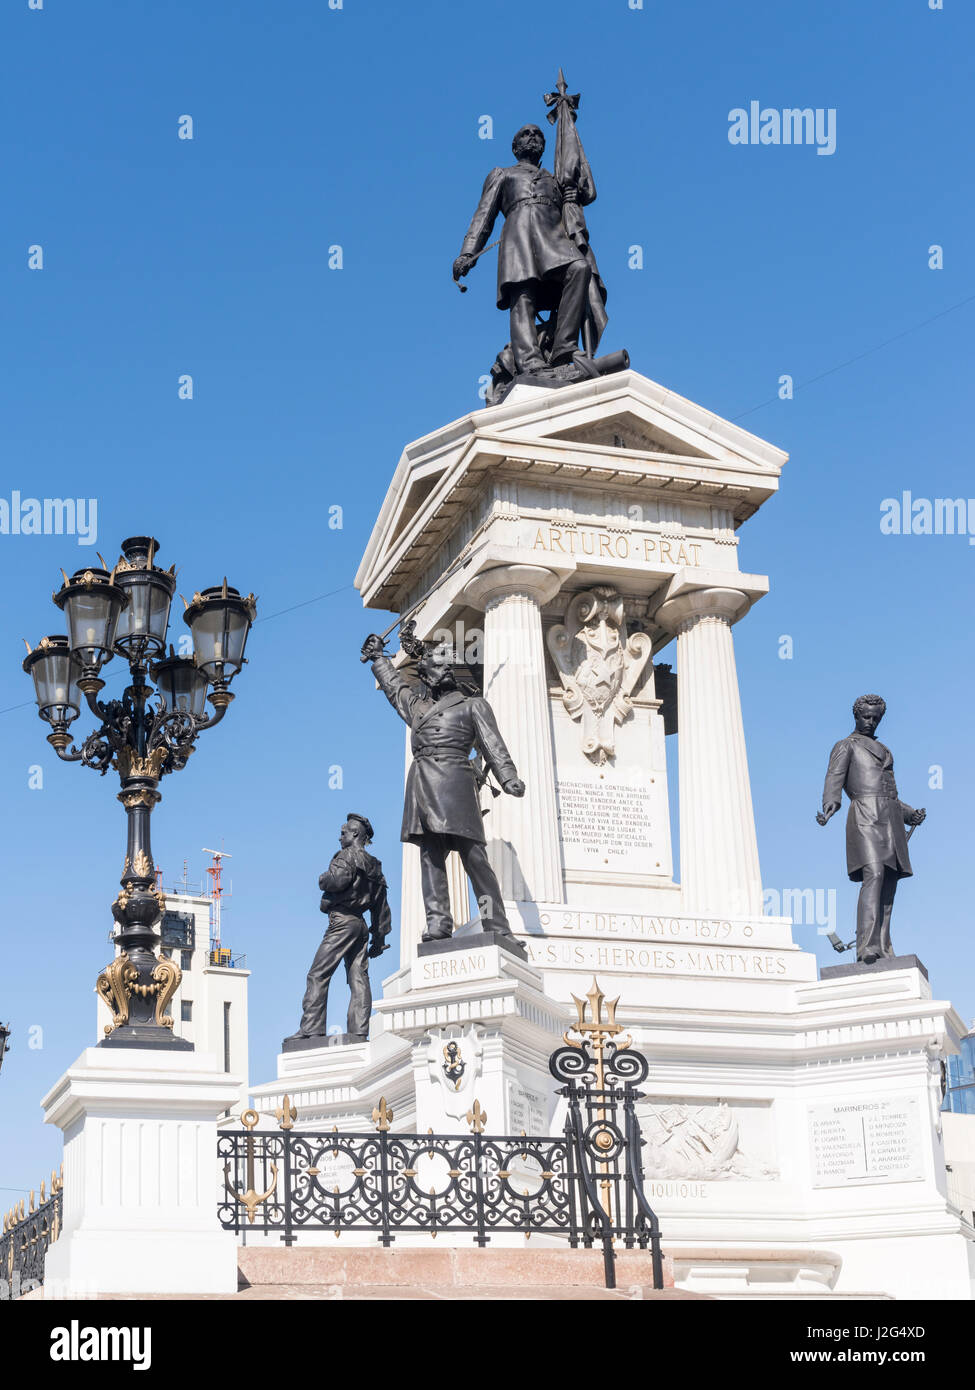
[41,1046,240,1297]
[625,961,975,1300]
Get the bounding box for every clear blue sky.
[1,0,972,1192]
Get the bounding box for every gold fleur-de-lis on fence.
[275,1094,297,1130]
[372,1097,393,1132]
[466,1099,487,1134]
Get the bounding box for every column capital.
[462,563,565,610]
[654,571,767,635]
[655,586,751,632]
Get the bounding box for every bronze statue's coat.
[822,732,916,881]
[460,161,586,312]
[372,656,517,844]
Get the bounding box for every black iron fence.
[1,1175,62,1301]
[219,983,663,1289]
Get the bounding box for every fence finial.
[276,1094,297,1131]
[564,976,631,1089]
[372,1097,393,1132]
[466,1099,487,1134]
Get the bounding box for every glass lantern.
[53,568,128,671]
[151,652,209,718]
[22,635,82,725]
[183,582,257,681]
[112,537,176,661]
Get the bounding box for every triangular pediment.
[546,410,701,457]
[356,370,788,611]
[487,372,786,471]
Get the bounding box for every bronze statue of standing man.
[360,632,525,948]
[452,71,609,390]
[453,122,594,375]
[284,813,391,1049]
[817,695,925,963]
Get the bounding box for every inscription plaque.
[507,1081,547,1138]
[808,1095,923,1188]
[558,777,656,858]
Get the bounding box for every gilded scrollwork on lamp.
[95,955,141,1035]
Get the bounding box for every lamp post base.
[99,1026,194,1051]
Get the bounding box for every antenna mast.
[202,847,232,949]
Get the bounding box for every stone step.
[237,1245,675,1296]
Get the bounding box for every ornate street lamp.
[24,536,256,1050]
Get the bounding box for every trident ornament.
[564,978,632,1225]
[225,1109,278,1223]
[564,977,631,1093]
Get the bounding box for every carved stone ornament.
[638,1101,778,1181]
[426,1025,483,1119]
[547,586,652,764]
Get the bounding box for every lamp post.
[23,536,256,1051]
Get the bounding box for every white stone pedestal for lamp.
[41,1046,241,1297]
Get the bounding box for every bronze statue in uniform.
[360,632,524,945]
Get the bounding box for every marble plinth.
[41,1047,240,1297]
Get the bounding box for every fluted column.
[447,852,471,926]
[655,587,762,917]
[463,564,564,904]
[399,732,424,969]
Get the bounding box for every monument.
[248,71,974,1300]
